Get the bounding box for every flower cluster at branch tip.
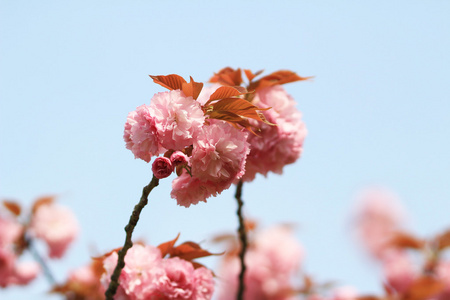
[0,197,78,288]
[124,68,309,207]
[55,237,216,299]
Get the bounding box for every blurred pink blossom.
[31,203,79,259]
[152,156,174,179]
[217,225,304,300]
[243,86,307,182]
[352,188,407,258]
[0,215,40,287]
[382,249,417,294]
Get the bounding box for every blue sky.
[1,1,450,299]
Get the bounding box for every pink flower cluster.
[31,201,79,259]
[243,86,307,182]
[216,226,304,300]
[0,214,40,287]
[101,244,215,300]
[124,87,251,207]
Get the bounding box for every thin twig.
[27,237,56,285]
[105,176,159,300]
[235,179,247,300]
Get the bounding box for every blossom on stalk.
[124,104,164,162]
[171,151,189,167]
[216,225,304,300]
[101,242,215,300]
[171,120,250,207]
[352,188,407,259]
[31,201,79,259]
[243,86,307,181]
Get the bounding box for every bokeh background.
[1,1,449,299]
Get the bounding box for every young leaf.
[209,67,243,86]
[170,241,220,261]
[31,195,55,214]
[181,76,203,100]
[205,86,247,106]
[211,98,275,126]
[388,232,425,250]
[435,229,450,250]
[2,200,21,216]
[249,70,312,91]
[157,233,180,258]
[404,276,445,300]
[149,74,187,91]
[243,69,263,82]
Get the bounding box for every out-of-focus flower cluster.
[214,222,361,300]
[124,68,308,207]
[352,188,450,300]
[0,197,78,288]
[54,236,215,300]
[215,224,305,300]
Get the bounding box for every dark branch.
[105,176,159,300]
[235,179,247,300]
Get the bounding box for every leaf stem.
[235,179,247,300]
[105,176,159,300]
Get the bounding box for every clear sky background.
[1,1,450,299]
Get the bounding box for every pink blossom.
[352,188,407,258]
[149,90,205,151]
[102,244,163,299]
[170,120,250,207]
[216,226,303,300]
[153,257,197,299]
[382,250,417,293]
[435,261,450,300]
[191,120,249,184]
[124,104,165,162]
[243,86,307,182]
[171,151,189,167]
[152,156,174,179]
[101,244,214,299]
[31,203,79,258]
[331,286,358,300]
[171,173,217,207]
[0,247,40,287]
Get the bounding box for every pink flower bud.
[152,157,174,179]
[170,151,189,167]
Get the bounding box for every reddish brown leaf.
[149,74,187,91]
[209,67,243,86]
[388,232,425,250]
[211,98,275,126]
[92,247,121,261]
[435,229,450,250]
[243,69,263,82]
[31,195,55,214]
[404,276,445,300]
[2,200,21,216]
[249,70,312,91]
[170,241,220,261]
[157,233,180,258]
[181,76,203,100]
[205,86,247,105]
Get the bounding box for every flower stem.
[235,179,247,300]
[105,175,159,300]
[27,237,56,286]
